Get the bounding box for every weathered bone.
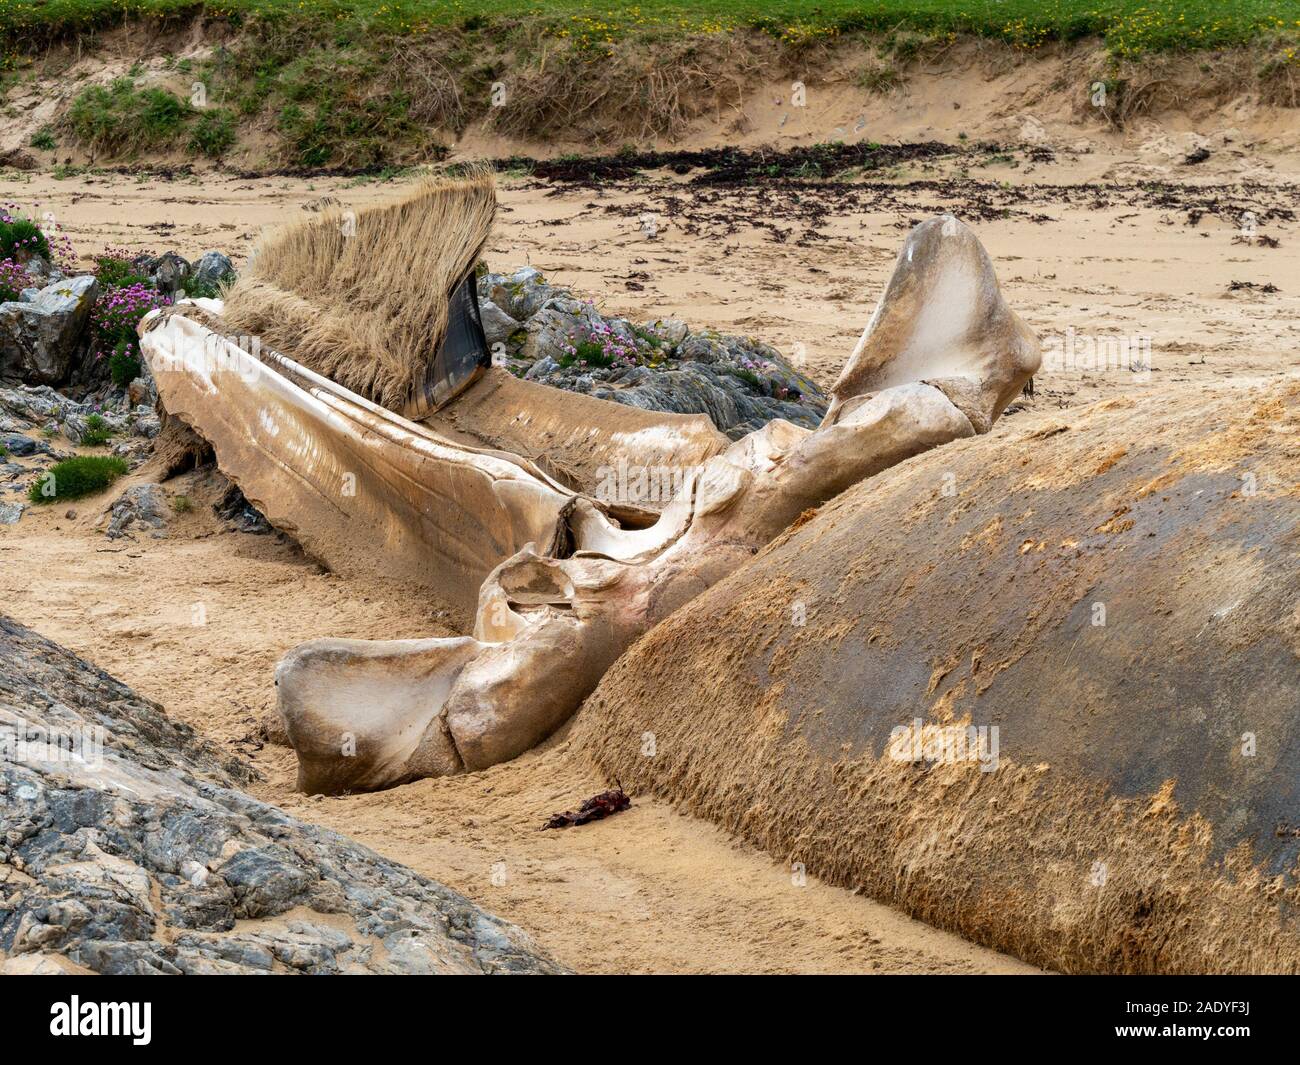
[142,215,1038,794]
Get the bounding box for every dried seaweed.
[543,785,631,829]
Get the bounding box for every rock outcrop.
[477,268,828,436]
[0,615,566,974]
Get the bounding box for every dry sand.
[1,119,1296,972]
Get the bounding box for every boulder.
[0,275,99,386]
[0,384,70,425]
[480,267,567,322]
[1,432,37,456]
[191,250,235,289]
[479,298,521,347]
[646,316,689,349]
[149,252,191,296]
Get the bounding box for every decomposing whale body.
[574,381,1300,974]
[141,174,1039,795]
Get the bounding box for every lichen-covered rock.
[0,615,567,974]
[192,251,235,290]
[476,267,827,437]
[520,326,828,438]
[0,276,99,386]
[0,384,68,425]
[479,266,566,322]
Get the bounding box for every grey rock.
[481,267,568,322]
[60,412,90,445]
[522,326,827,438]
[218,846,313,919]
[478,298,521,346]
[520,298,635,364]
[0,276,99,386]
[103,484,169,540]
[478,267,825,436]
[0,384,73,425]
[213,482,272,534]
[522,355,560,381]
[0,501,25,524]
[61,410,124,446]
[20,253,52,281]
[0,615,568,974]
[192,251,235,289]
[646,317,689,349]
[130,411,161,439]
[2,432,37,456]
[149,252,191,296]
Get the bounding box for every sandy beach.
[2,84,1297,972]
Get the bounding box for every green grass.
[66,77,193,154]
[0,212,51,262]
[2,0,1297,56]
[79,413,114,447]
[188,106,238,157]
[6,1,1297,168]
[27,455,129,503]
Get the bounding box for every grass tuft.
[28,455,129,503]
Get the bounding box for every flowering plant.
[91,282,171,386]
[559,303,668,370]
[0,202,77,274]
[0,257,34,303]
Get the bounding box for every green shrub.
[80,413,114,447]
[188,107,237,157]
[66,79,193,156]
[29,127,56,151]
[0,258,35,302]
[170,494,193,513]
[94,252,153,290]
[109,342,143,388]
[28,456,129,504]
[0,211,52,263]
[180,277,223,300]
